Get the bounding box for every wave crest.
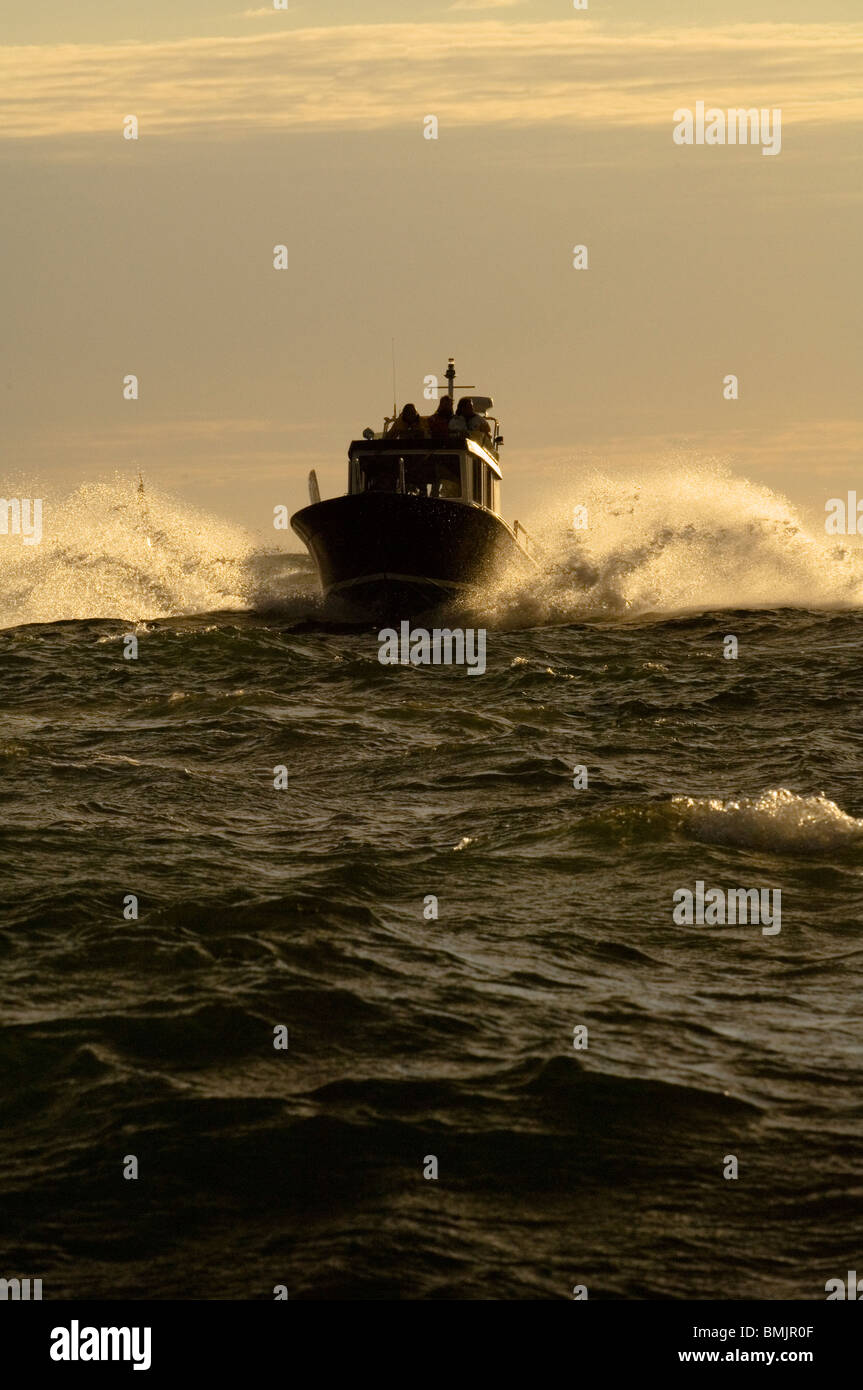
[673,788,863,853]
[0,478,256,628]
[494,461,863,621]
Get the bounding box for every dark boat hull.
[290,493,534,620]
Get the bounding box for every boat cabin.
[347,437,502,516]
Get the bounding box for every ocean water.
[2,469,862,1300]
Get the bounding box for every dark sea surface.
[2,477,863,1300]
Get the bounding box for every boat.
[290,358,538,620]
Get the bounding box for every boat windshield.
[358,452,462,500]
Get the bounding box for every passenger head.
[456,397,474,419]
[401,403,420,425]
[435,396,454,417]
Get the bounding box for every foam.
[492,460,863,621]
[673,788,863,853]
[0,477,255,629]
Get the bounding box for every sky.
[1,0,861,542]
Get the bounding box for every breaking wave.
[494,461,863,621]
[673,788,863,854]
[4,463,863,630]
[0,478,309,630]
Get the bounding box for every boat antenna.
[391,338,398,417]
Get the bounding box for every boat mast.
[444,357,473,400]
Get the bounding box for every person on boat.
[389,402,424,437]
[428,395,454,439]
[448,397,474,437]
[448,397,491,445]
[468,409,492,445]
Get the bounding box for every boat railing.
[513,519,542,561]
